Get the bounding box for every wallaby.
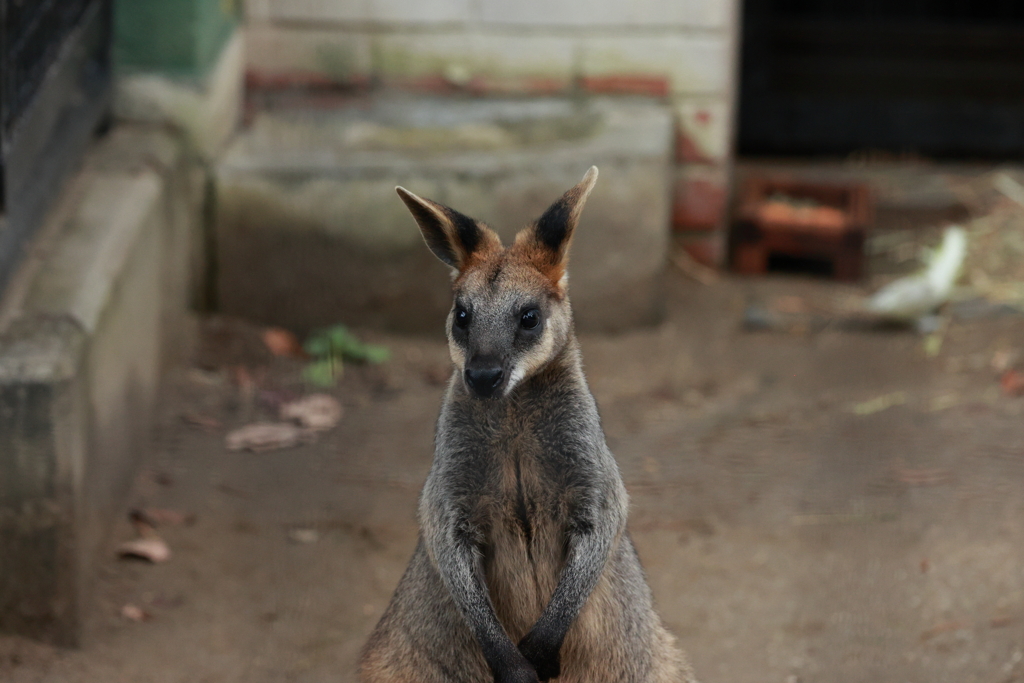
[360,168,696,683]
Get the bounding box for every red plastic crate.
[731,177,873,281]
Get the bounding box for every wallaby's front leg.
[423,502,540,683]
[518,487,627,681]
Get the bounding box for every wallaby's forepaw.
[495,661,540,683]
[518,632,561,682]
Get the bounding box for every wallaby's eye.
[520,309,541,330]
[454,307,470,330]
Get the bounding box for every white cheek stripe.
[505,366,526,394]
[504,322,556,396]
[449,339,466,370]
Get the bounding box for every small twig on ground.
[671,251,719,286]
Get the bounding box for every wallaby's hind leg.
[555,539,697,683]
[651,627,698,683]
[558,614,694,683]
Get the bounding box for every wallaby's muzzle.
[464,356,506,399]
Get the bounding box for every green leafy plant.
[302,325,390,387]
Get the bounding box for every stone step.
[215,94,673,334]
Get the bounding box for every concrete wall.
[0,128,203,645]
[242,0,741,266]
[215,97,674,334]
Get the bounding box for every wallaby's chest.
[440,392,598,637]
[479,446,568,636]
[447,398,584,556]
[469,423,568,530]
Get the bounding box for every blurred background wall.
[242,0,741,265]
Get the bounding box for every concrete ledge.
[24,175,162,333]
[0,317,88,646]
[0,126,202,645]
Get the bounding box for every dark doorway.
[739,1,1024,158]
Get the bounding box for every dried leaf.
[225,422,310,452]
[153,471,174,487]
[928,394,959,412]
[991,349,1018,373]
[120,603,150,622]
[920,620,969,641]
[1001,370,1024,397]
[118,537,171,563]
[895,467,951,486]
[851,393,909,413]
[262,327,305,358]
[280,394,342,431]
[287,528,320,544]
[994,172,1024,207]
[851,391,908,415]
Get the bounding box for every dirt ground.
[3,265,1024,683]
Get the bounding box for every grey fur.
[361,170,696,683]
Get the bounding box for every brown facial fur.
[504,235,570,297]
[446,247,573,395]
[455,245,564,300]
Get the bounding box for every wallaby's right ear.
[396,187,500,272]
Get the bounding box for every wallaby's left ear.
[396,186,501,273]
[514,166,598,286]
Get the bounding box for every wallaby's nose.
[464,361,505,398]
